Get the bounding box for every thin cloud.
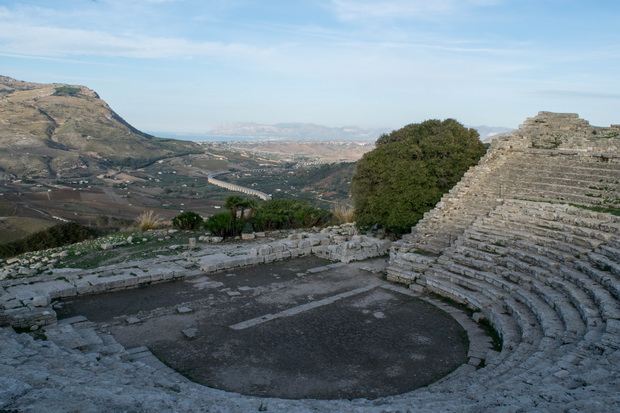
[536,90,620,101]
[0,22,270,60]
[329,0,500,21]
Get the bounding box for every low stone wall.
[0,226,389,329]
[194,232,390,273]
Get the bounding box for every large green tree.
[351,119,487,233]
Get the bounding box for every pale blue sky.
[1,0,618,134]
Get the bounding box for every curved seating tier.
[388,114,620,410]
[391,199,620,411]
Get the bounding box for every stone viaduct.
[207,171,272,200]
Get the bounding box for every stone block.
[31,294,51,307]
[299,239,313,250]
[271,243,286,253]
[100,274,134,291]
[288,248,301,258]
[263,253,278,263]
[276,250,292,260]
[135,272,153,284]
[258,246,272,256]
[182,328,198,339]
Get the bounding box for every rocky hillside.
[0,76,200,179]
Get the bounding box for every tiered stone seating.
[386,112,620,410]
[491,150,620,207]
[389,140,620,286]
[412,200,619,405]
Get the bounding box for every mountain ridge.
[156,122,514,143]
[201,122,390,141]
[0,75,200,179]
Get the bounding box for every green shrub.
[172,211,204,230]
[0,222,98,259]
[250,199,330,231]
[204,211,243,238]
[52,86,81,96]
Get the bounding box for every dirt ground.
[56,257,469,400]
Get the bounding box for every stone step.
[596,244,620,263]
[499,201,620,231]
[437,248,589,346]
[588,251,620,277]
[43,323,88,351]
[559,266,620,321]
[469,229,574,266]
[480,215,600,252]
[465,247,607,336]
[429,266,548,350]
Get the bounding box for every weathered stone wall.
[0,225,389,329]
[517,111,620,151]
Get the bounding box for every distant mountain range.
[153,122,392,142]
[473,125,515,143]
[154,122,514,143]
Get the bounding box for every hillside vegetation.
[0,75,200,179]
[352,119,487,233]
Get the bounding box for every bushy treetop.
[351,119,487,234]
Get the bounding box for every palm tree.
[242,198,258,221]
[224,195,245,219]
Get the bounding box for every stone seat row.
[501,162,620,182]
[387,195,617,279]
[500,185,615,207]
[416,201,620,391]
[399,180,617,257]
[498,158,620,181]
[425,252,612,395]
[457,203,620,321]
[448,238,605,336]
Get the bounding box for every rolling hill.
[0,75,200,180]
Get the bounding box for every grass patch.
[52,86,81,96]
[412,249,440,257]
[478,317,503,351]
[0,216,57,244]
[569,203,620,216]
[136,210,164,231]
[427,292,474,316]
[331,204,355,225]
[56,230,202,269]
